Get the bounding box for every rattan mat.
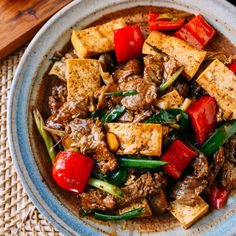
[0,47,62,236]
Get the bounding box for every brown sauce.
[34,5,236,234]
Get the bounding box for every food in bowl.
[33,6,236,230]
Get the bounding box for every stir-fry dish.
[34,8,236,229]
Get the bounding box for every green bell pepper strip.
[118,158,168,168]
[105,90,137,96]
[33,109,56,163]
[101,106,126,123]
[93,207,145,221]
[158,66,184,92]
[199,120,236,156]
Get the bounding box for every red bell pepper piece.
[161,139,196,179]
[210,181,229,209]
[52,151,94,194]
[113,25,144,63]
[175,15,216,48]
[148,12,186,31]
[227,62,236,73]
[187,96,218,145]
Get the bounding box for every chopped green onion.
[101,106,126,123]
[105,90,137,96]
[118,158,168,168]
[93,207,145,221]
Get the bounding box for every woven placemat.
[0,47,62,236]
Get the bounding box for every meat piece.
[174,79,189,97]
[113,59,142,83]
[219,161,236,190]
[143,54,164,86]
[80,188,117,211]
[48,84,67,115]
[171,151,209,206]
[118,78,157,111]
[143,54,180,86]
[62,118,118,173]
[132,110,152,123]
[205,147,225,194]
[219,136,236,190]
[46,97,89,129]
[118,172,167,209]
[93,144,118,174]
[62,118,105,153]
[224,135,236,163]
[117,110,134,122]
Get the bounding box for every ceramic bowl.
[8,0,236,235]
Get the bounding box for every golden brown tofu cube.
[66,59,100,100]
[142,31,207,80]
[196,59,236,120]
[169,196,209,229]
[105,123,162,156]
[71,18,126,58]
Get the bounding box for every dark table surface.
[227,0,236,6]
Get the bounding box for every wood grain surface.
[0,0,72,58]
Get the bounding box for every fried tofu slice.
[196,59,236,120]
[105,123,162,156]
[142,31,207,80]
[118,198,152,218]
[71,18,126,58]
[66,59,100,100]
[169,196,209,229]
[155,89,184,109]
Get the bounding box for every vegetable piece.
[158,66,184,92]
[33,109,56,163]
[148,12,191,31]
[87,177,124,198]
[90,110,104,119]
[199,120,236,156]
[48,61,66,81]
[105,90,137,96]
[114,25,144,63]
[118,158,168,168]
[175,15,216,48]
[210,181,229,209]
[93,207,145,221]
[119,198,152,217]
[227,61,236,73]
[161,139,196,179]
[101,106,126,123]
[187,96,218,145]
[106,132,120,152]
[170,195,209,229]
[180,98,192,111]
[108,168,128,187]
[52,151,94,194]
[145,108,190,132]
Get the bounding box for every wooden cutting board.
[0,0,73,58]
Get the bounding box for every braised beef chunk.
[118,172,167,210]
[93,144,118,174]
[132,110,152,123]
[81,188,117,211]
[62,118,104,153]
[46,96,89,129]
[62,118,118,173]
[118,78,157,111]
[171,152,209,206]
[219,136,236,190]
[205,147,225,194]
[174,79,189,97]
[49,84,67,115]
[143,54,180,86]
[113,59,142,83]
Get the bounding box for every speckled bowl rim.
[7,0,236,235]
